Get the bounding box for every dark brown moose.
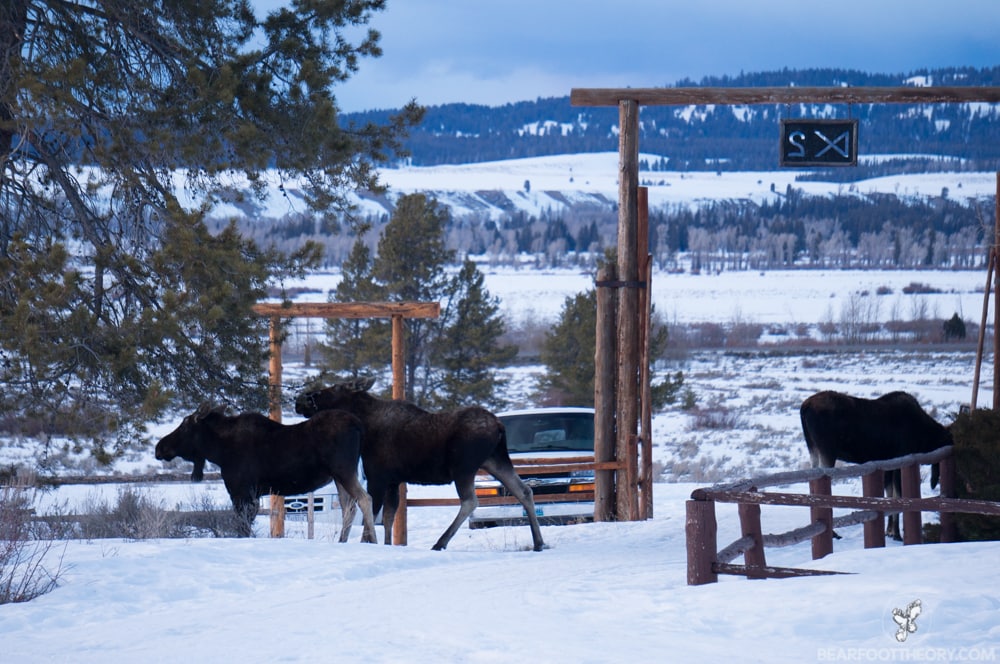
[155,403,377,542]
[800,390,952,539]
[295,377,545,551]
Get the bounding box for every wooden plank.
[939,456,958,543]
[862,471,886,548]
[638,188,653,521]
[594,263,617,521]
[571,86,1000,107]
[809,475,834,560]
[391,315,407,547]
[31,472,223,486]
[267,317,284,538]
[252,301,440,319]
[738,502,766,577]
[690,446,953,497]
[686,499,718,585]
[900,463,922,545]
[512,455,595,465]
[695,489,1000,515]
[713,563,850,580]
[616,98,641,522]
[408,492,595,508]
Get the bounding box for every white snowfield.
[5,197,1000,662]
[2,485,998,663]
[200,152,1000,222]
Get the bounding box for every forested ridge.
[254,67,1000,272]
[344,66,1000,173]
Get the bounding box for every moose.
[800,390,953,539]
[295,377,545,552]
[154,403,377,542]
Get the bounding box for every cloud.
[331,0,1000,112]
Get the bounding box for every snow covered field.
[3,486,998,663]
[204,152,1000,222]
[3,266,999,662]
[286,264,990,329]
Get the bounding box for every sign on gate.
[780,119,858,166]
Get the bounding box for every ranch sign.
[780,119,858,167]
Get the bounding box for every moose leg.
[482,458,546,551]
[231,496,258,537]
[332,479,358,543]
[885,470,902,541]
[337,475,377,544]
[379,484,399,546]
[433,473,479,551]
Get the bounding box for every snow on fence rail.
[685,446,1000,584]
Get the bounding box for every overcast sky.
[315,0,1000,112]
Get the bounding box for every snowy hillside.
[205,153,1000,223]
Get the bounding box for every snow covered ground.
[284,265,991,328]
[2,485,998,663]
[3,266,999,662]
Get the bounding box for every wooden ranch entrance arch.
[252,301,440,540]
[571,85,1000,522]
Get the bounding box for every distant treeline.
[241,182,993,272]
[343,66,1000,174]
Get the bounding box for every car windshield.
[500,412,594,453]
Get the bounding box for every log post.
[809,475,834,559]
[637,187,653,520]
[900,463,922,545]
[862,471,886,548]
[738,502,766,578]
[686,499,718,585]
[938,454,958,543]
[971,247,993,410]
[391,314,408,546]
[615,98,641,521]
[594,264,617,521]
[994,171,1000,410]
[267,316,285,538]
[625,434,639,520]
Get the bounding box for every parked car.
[468,407,595,529]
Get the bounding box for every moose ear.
[194,402,214,420]
[359,376,376,392]
[194,402,227,421]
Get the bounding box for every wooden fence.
[686,446,1000,585]
[24,455,617,539]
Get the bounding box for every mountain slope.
[343,66,1000,170]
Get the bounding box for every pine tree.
[319,231,389,377]
[0,1,422,458]
[538,284,682,408]
[429,258,518,410]
[537,290,599,405]
[321,194,515,407]
[372,194,454,397]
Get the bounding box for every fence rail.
[17,457,610,537]
[686,446,1000,585]
[406,455,611,508]
[30,472,222,486]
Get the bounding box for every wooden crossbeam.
[571,86,1000,107]
[252,301,440,319]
